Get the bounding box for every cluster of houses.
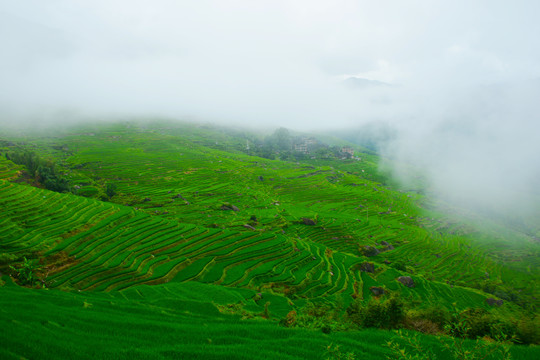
[292,137,318,154]
[244,131,361,161]
[292,137,358,160]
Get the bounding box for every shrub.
[515,316,540,345]
[418,306,450,329]
[390,261,407,272]
[346,295,405,329]
[321,325,332,334]
[7,149,69,192]
[37,165,69,192]
[444,307,518,342]
[279,310,297,328]
[106,183,117,198]
[9,257,41,287]
[459,308,493,339]
[291,302,345,331]
[385,296,406,328]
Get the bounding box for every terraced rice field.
[2,122,531,308]
[53,127,507,290]
[1,121,538,359]
[0,179,500,313]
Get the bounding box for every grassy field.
[1,120,538,358]
[2,278,539,360]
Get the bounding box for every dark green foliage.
[106,182,117,198]
[6,149,69,192]
[389,260,407,272]
[321,324,332,334]
[516,316,540,345]
[347,295,405,329]
[416,307,451,330]
[38,164,70,192]
[9,257,41,287]
[443,307,523,344]
[6,150,41,177]
[458,308,499,339]
[385,296,406,328]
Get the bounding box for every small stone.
[359,262,375,273]
[486,298,504,307]
[362,246,380,257]
[302,218,316,226]
[397,276,415,288]
[370,287,385,296]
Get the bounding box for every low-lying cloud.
[381,80,540,221]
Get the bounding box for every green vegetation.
[5,148,69,192]
[385,328,513,360]
[0,120,538,359]
[9,256,43,287]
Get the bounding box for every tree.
[106,183,117,198]
[7,149,69,192]
[273,127,292,151]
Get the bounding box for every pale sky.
[2,0,539,128]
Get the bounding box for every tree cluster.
[6,150,69,193]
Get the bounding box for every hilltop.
[0,120,538,359]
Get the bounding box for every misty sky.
[1,1,540,219]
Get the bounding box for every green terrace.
[0,178,517,314]
[1,120,538,359]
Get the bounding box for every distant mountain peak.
[343,77,391,89]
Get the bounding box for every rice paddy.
[1,120,538,359]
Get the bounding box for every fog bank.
[381,80,540,220]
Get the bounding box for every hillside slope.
[1,120,538,358]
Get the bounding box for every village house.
[341,146,354,156]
